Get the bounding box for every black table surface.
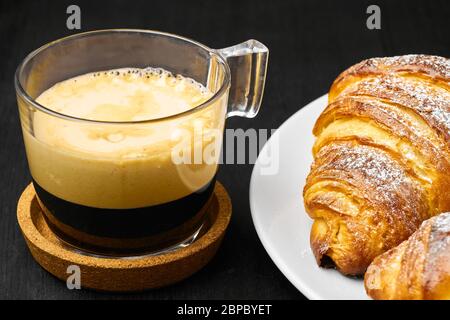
[0,0,448,300]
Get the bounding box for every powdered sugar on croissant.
[365,212,450,300]
[303,55,450,275]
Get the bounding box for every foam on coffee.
[36,67,212,121]
[23,68,225,209]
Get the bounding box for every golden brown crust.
[304,55,450,275]
[330,55,450,101]
[313,96,450,215]
[365,212,450,300]
[340,75,450,142]
[305,142,429,275]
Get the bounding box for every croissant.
[303,55,450,275]
[364,212,450,300]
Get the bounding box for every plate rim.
[249,94,329,300]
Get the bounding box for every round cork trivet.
[17,182,232,292]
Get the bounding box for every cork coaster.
[17,182,232,292]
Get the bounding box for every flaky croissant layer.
[365,212,450,300]
[304,55,450,275]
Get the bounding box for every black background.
[0,0,448,300]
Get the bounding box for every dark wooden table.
[0,0,448,300]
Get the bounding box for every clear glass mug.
[15,29,268,256]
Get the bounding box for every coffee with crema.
[23,67,225,254]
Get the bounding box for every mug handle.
[216,40,269,118]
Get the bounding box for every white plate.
[250,94,369,300]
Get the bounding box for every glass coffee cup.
[15,29,268,256]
